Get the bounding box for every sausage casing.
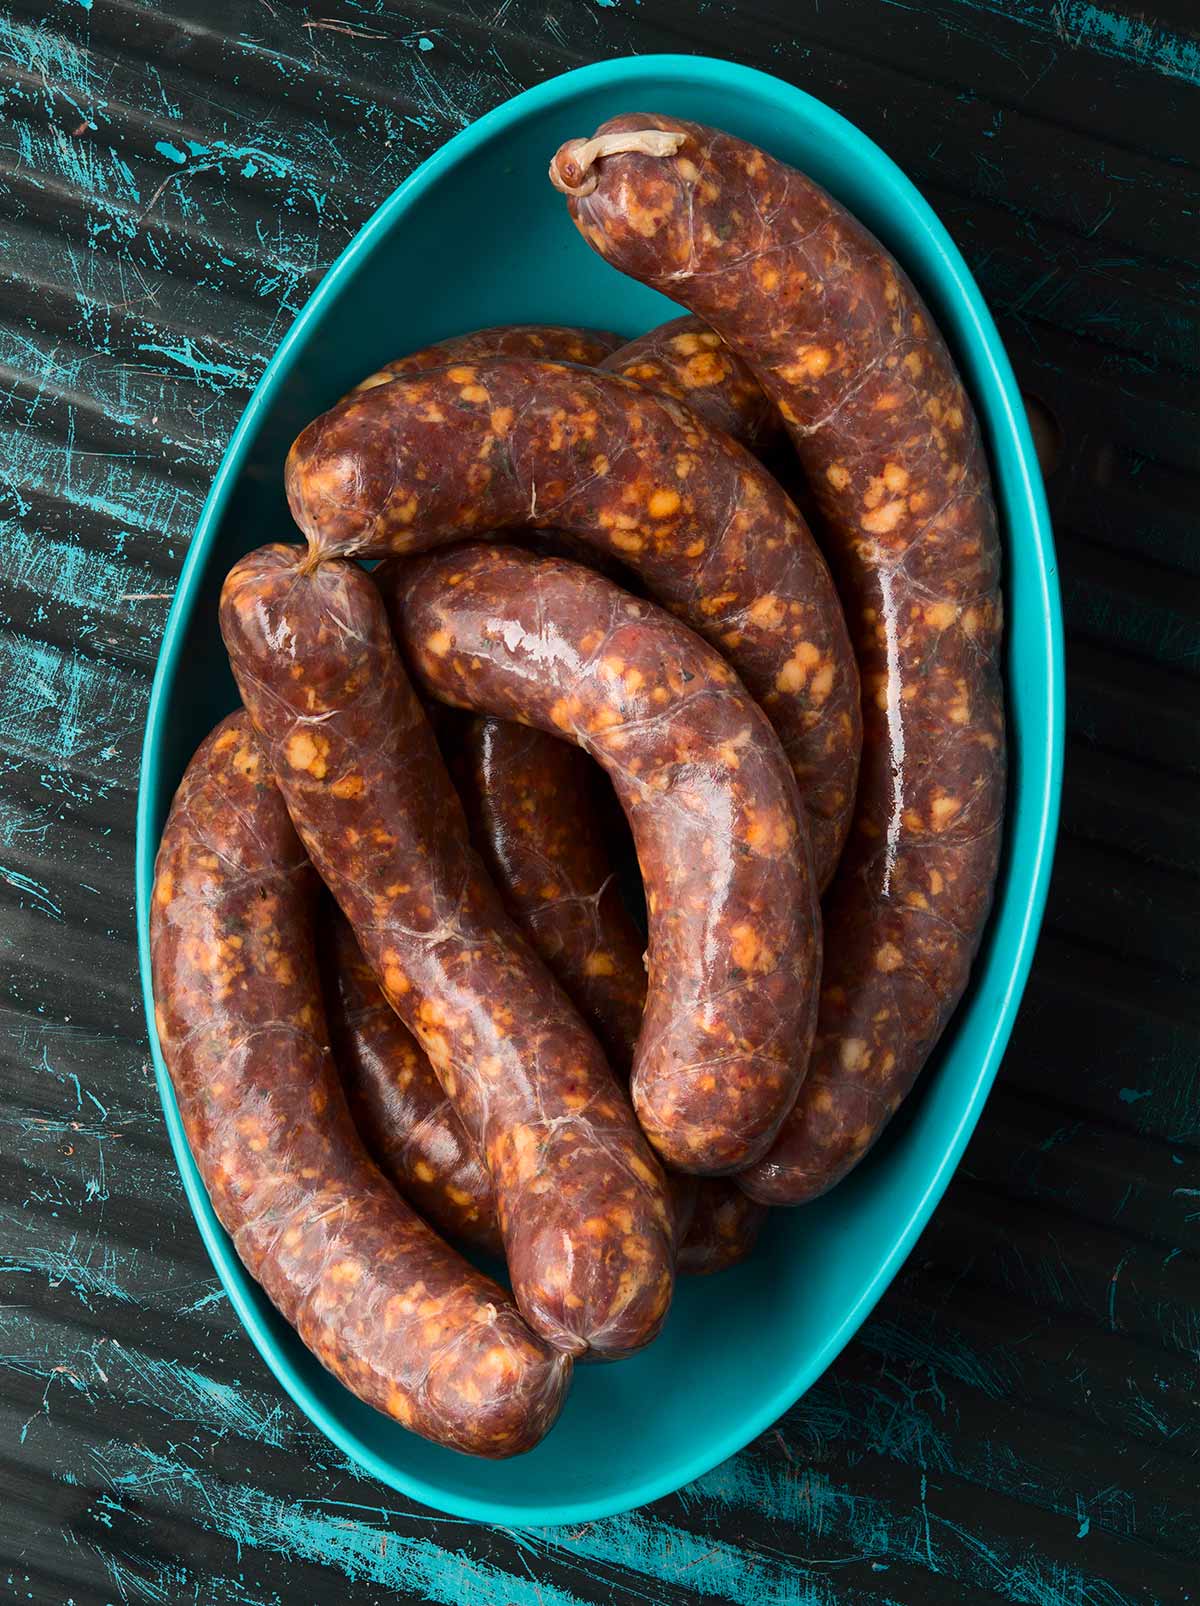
[601,316,781,456]
[370,323,770,1265]
[553,116,1005,1201]
[354,322,622,393]
[461,717,762,1272]
[459,718,646,1071]
[320,910,502,1257]
[326,768,709,1270]
[676,1181,768,1278]
[220,546,675,1358]
[382,543,820,1176]
[285,356,860,890]
[150,712,569,1454]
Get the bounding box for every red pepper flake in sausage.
[320,908,503,1258]
[354,323,623,394]
[552,116,1005,1201]
[381,543,820,1177]
[601,316,782,456]
[219,546,675,1359]
[150,711,569,1453]
[284,356,860,892]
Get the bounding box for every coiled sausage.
[380,543,820,1176]
[220,545,675,1358]
[551,116,1005,1201]
[357,317,776,458]
[327,838,713,1269]
[459,717,762,1274]
[285,356,859,891]
[150,712,569,1453]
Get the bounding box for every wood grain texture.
[0,0,1197,1601]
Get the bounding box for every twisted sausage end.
[549,128,687,197]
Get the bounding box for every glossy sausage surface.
[220,546,675,1358]
[285,356,860,890]
[321,910,502,1257]
[150,712,569,1454]
[382,543,820,1176]
[459,717,752,1274]
[553,116,1005,1201]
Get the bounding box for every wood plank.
[0,0,1196,1600]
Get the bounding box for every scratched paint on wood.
[0,1,1197,1602]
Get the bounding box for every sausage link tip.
[549,130,686,196]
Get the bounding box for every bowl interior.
[137,55,1060,1524]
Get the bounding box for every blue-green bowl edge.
[133,52,1064,1526]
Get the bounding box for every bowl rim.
[135,50,1064,1525]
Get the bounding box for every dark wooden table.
[1,3,1196,1601]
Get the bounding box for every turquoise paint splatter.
[2,521,169,622]
[860,1317,1012,1402]
[0,14,101,118]
[0,864,63,920]
[1058,0,1200,84]
[0,1309,289,1450]
[0,635,148,769]
[8,122,144,244]
[113,1345,291,1447]
[178,1282,225,1315]
[2,1232,136,1307]
[1107,1251,1130,1330]
[93,1552,280,1606]
[155,139,187,164]
[98,1448,592,1606]
[0,422,202,538]
[1117,1087,1150,1103]
[524,1502,842,1604]
[930,0,1200,86]
[136,336,250,391]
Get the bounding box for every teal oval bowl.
[135,53,1062,1525]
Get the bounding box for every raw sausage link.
[459,717,756,1274]
[327,880,715,1267]
[601,316,781,456]
[149,712,569,1454]
[285,356,860,891]
[320,909,502,1257]
[381,543,820,1176]
[354,323,623,392]
[459,718,647,1070]
[373,322,767,1264]
[676,1181,768,1278]
[553,116,1005,1201]
[326,829,705,1269]
[220,545,675,1359]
